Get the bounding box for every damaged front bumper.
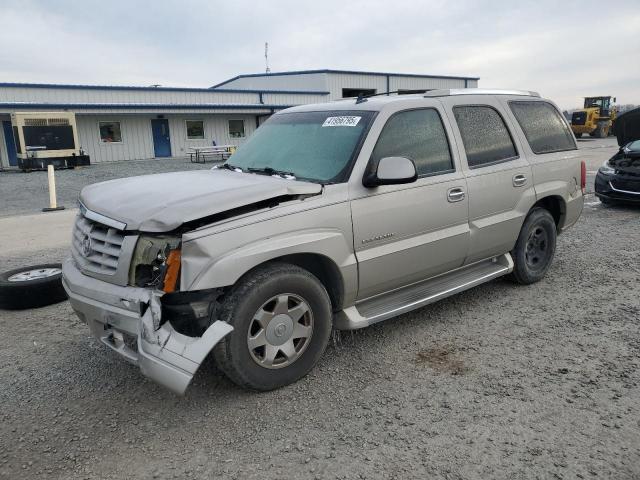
[61,258,233,395]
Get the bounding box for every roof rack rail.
[425,88,540,98]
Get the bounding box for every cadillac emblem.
[81,235,93,257]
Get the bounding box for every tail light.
[580,160,586,194]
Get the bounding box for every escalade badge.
[81,235,93,257]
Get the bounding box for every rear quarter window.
[509,101,576,154]
[452,105,518,168]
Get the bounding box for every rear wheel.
[213,263,332,390]
[509,209,557,285]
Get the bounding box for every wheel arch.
[531,195,566,230]
[225,253,346,312]
[270,253,345,312]
[182,229,356,311]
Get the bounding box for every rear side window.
[371,109,453,176]
[453,106,518,168]
[509,101,576,154]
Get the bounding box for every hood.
[609,141,640,175]
[80,169,322,232]
[615,107,640,146]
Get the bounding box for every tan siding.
[76,114,258,163]
[389,76,468,91]
[327,73,387,100]
[217,73,328,92]
[77,115,155,163]
[261,92,330,105]
[0,87,277,106]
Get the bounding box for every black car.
[595,107,640,205]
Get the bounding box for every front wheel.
[509,208,557,285]
[213,263,332,390]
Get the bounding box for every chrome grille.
[71,214,125,275]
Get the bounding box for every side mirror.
[363,156,418,188]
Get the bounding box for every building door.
[2,121,18,166]
[151,119,171,157]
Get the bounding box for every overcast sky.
[1,0,638,109]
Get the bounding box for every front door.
[350,107,470,300]
[2,121,18,166]
[151,119,171,157]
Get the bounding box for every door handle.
[447,187,465,202]
[513,174,527,187]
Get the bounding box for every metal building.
[0,69,479,168]
[212,69,479,98]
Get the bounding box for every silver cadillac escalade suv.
[62,89,585,394]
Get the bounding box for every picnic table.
[188,145,236,163]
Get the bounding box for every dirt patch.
[414,346,468,375]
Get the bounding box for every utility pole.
[265,42,270,74]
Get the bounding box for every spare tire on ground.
[0,264,67,310]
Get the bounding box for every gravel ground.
[0,199,639,479]
[1,136,638,479]
[0,157,214,218]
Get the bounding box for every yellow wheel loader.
[571,96,617,138]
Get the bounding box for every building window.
[229,119,245,138]
[342,88,376,99]
[397,89,429,95]
[371,109,453,177]
[186,120,205,140]
[98,121,122,143]
[453,106,518,168]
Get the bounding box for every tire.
[508,209,557,285]
[574,132,582,138]
[213,262,332,390]
[0,264,67,310]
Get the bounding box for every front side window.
[227,110,375,183]
[453,106,517,168]
[509,101,576,154]
[229,119,245,138]
[186,120,205,140]
[99,121,122,143]
[370,109,453,176]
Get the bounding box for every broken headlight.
[129,235,181,291]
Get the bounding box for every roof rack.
[424,88,540,98]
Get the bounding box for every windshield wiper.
[217,163,243,172]
[247,167,296,179]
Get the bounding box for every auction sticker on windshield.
[322,116,362,127]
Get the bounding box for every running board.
[335,254,513,330]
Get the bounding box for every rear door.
[443,97,536,264]
[350,106,469,300]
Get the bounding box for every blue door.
[2,121,18,166]
[151,119,171,157]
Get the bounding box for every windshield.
[226,110,375,183]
